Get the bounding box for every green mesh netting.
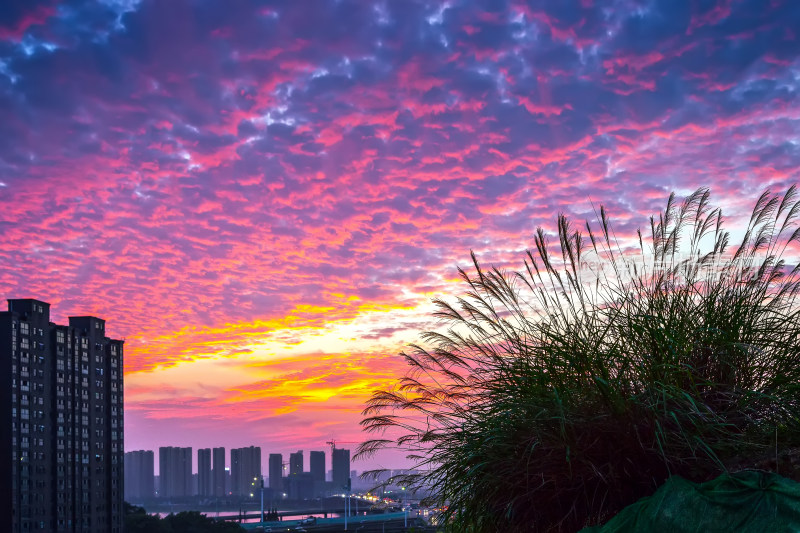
[580,471,800,533]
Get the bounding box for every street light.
[402,487,407,528]
[344,477,351,531]
[259,477,265,526]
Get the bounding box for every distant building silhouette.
[125,450,155,501]
[310,450,325,483]
[198,448,212,496]
[289,450,303,476]
[159,446,192,498]
[268,453,283,493]
[0,299,124,533]
[212,447,226,497]
[331,448,351,491]
[288,472,315,500]
[231,446,261,497]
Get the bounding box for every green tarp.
[581,471,800,533]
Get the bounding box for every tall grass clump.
[356,187,800,532]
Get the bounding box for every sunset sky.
[1,0,799,472]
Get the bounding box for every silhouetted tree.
[124,502,245,533]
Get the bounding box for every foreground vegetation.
[125,503,244,533]
[358,187,800,532]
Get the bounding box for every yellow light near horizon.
[127,294,440,375]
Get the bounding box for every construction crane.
[326,439,360,452]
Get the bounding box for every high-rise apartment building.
[212,447,226,497]
[331,448,351,491]
[197,448,211,497]
[309,451,325,483]
[124,450,154,501]
[230,446,261,497]
[268,453,283,493]
[158,446,191,498]
[289,450,303,476]
[0,299,124,533]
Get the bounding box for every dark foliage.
[124,502,245,533]
[357,187,800,532]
